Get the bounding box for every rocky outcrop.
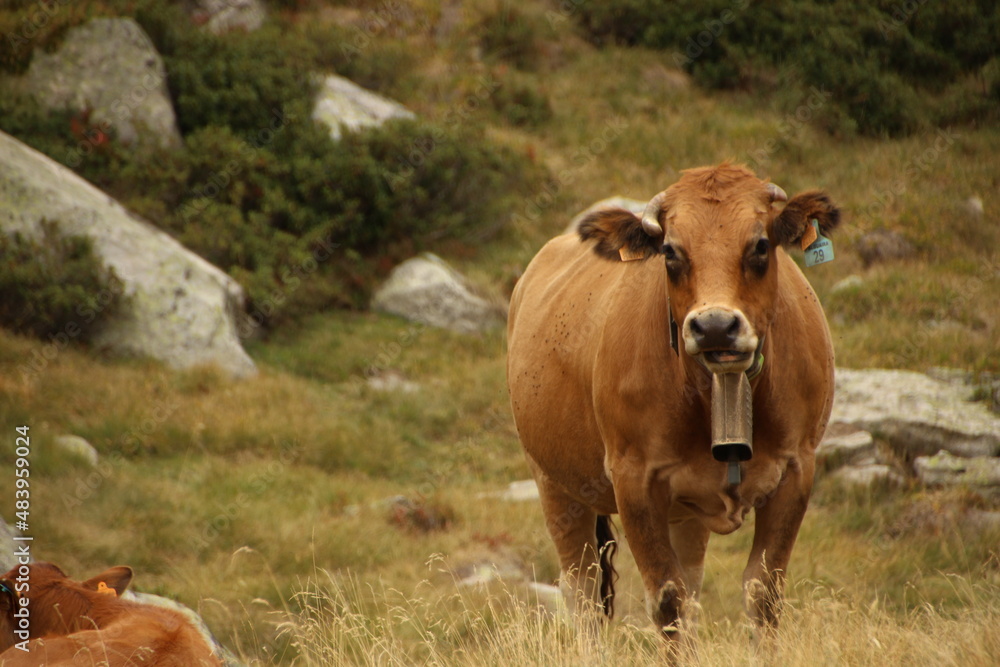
[822,368,1000,491]
[22,18,182,152]
[0,130,256,378]
[312,74,415,141]
[371,253,504,334]
[831,369,1000,459]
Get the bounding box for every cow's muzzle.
[683,307,758,372]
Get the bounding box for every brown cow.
[507,163,840,641]
[0,562,221,666]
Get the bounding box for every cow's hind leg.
[532,468,610,620]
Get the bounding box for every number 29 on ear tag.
[803,219,834,268]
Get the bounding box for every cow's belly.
[660,454,794,535]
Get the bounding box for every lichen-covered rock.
[22,18,181,152]
[565,196,646,235]
[312,74,415,141]
[372,253,504,334]
[830,464,905,488]
[830,369,1000,459]
[191,0,266,35]
[817,427,876,467]
[0,130,256,378]
[914,451,1000,493]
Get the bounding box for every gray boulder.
[855,230,915,267]
[372,253,504,334]
[0,130,256,378]
[312,74,416,141]
[565,196,646,235]
[914,451,1000,494]
[53,435,100,467]
[22,18,181,152]
[190,0,266,35]
[0,523,20,572]
[830,369,1000,459]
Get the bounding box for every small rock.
[963,196,984,217]
[366,369,420,393]
[22,18,182,151]
[499,479,540,502]
[831,464,905,488]
[372,253,504,334]
[192,0,266,35]
[831,275,864,293]
[526,582,567,615]
[312,74,415,141]
[913,451,1000,492]
[53,435,99,466]
[817,427,875,467]
[565,197,646,236]
[0,522,22,571]
[855,230,915,268]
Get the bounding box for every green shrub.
[0,221,126,340]
[575,0,1000,137]
[0,1,544,332]
[478,6,546,71]
[490,75,553,127]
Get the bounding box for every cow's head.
[0,562,134,651]
[579,163,840,374]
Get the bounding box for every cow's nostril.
[690,320,703,335]
[727,318,740,335]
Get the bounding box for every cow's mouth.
[702,350,752,365]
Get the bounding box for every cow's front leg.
[743,455,815,630]
[611,460,692,640]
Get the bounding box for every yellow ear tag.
[96,582,117,597]
[619,246,646,262]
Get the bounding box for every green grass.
[1,0,999,663]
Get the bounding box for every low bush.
[0,221,125,340]
[574,0,1000,137]
[0,1,544,332]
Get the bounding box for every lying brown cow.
[0,562,220,666]
[507,163,840,640]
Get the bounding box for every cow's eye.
[662,244,678,261]
[755,238,770,256]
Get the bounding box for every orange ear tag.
[799,222,818,251]
[96,582,117,597]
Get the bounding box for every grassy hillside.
[1,0,999,664]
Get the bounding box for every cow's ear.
[578,208,661,261]
[771,190,841,247]
[83,566,133,596]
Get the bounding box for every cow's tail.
[596,515,618,619]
